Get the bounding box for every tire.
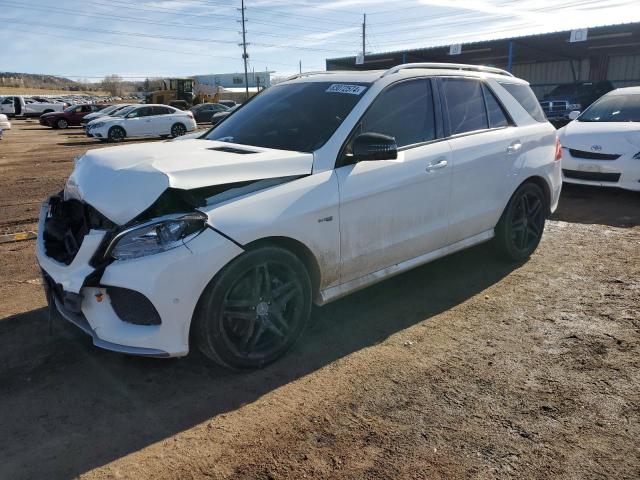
[171,122,187,138]
[494,182,547,261]
[194,246,312,369]
[108,126,126,143]
[56,118,68,129]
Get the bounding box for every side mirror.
[352,132,398,162]
[568,110,581,120]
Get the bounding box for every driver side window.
[359,79,436,148]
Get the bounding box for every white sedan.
[86,104,197,142]
[558,87,640,191]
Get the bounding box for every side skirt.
[317,229,495,306]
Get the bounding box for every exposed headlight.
[634,151,640,160]
[63,174,82,201]
[567,103,582,110]
[109,212,207,260]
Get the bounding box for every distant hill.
[0,72,83,90]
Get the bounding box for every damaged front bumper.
[36,198,245,357]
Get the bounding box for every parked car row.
[17,97,234,142]
[85,104,197,142]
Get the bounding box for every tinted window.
[442,78,488,135]
[128,107,152,118]
[499,82,546,122]
[206,81,369,152]
[579,94,640,122]
[483,85,509,128]
[359,79,435,148]
[153,106,172,115]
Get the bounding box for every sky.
[0,0,639,81]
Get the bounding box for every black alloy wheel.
[171,123,187,137]
[495,182,546,261]
[194,246,312,369]
[108,126,125,143]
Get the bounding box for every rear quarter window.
[498,82,546,123]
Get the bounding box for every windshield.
[205,81,370,152]
[96,104,119,115]
[112,105,137,117]
[579,94,640,122]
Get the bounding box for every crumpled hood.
[67,139,314,224]
[558,121,640,154]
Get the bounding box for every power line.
[0,24,317,69]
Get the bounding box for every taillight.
[555,137,562,161]
[186,111,194,118]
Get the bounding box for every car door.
[124,106,154,136]
[152,106,175,134]
[335,78,453,284]
[0,96,14,115]
[439,77,520,244]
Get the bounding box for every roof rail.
[283,70,347,82]
[382,63,514,78]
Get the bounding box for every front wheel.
[171,122,187,138]
[494,182,546,261]
[56,118,68,129]
[108,126,125,143]
[194,246,312,369]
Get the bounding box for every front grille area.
[568,148,621,161]
[563,169,621,182]
[43,193,114,265]
[108,287,162,325]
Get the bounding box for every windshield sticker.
[326,84,367,95]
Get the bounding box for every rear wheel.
[56,118,68,129]
[108,126,125,143]
[494,182,546,261]
[171,122,187,138]
[194,246,312,369]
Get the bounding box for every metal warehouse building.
[326,22,640,99]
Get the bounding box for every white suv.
[37,63,561,369]
[86,104,197,142]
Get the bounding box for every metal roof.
[327,22,640,71]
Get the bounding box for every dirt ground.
[0,120,638,480]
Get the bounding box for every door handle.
[507,140,522,154]
[426,158,448,172]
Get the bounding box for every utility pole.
[299,60,302,74]
[240,0,249,100]
[362,13,366,60]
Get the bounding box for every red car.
[40,104,110,129]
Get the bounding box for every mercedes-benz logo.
[591,145,603,152]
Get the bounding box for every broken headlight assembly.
[107,212,207,261]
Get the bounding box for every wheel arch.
[519,175,552,216]
[244,236,322,304]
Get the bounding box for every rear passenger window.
[498,82,546,122]
[483,85,510,128]
[360,79,436,148]
[441,78,488,135]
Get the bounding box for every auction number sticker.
[326,84,367,95]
